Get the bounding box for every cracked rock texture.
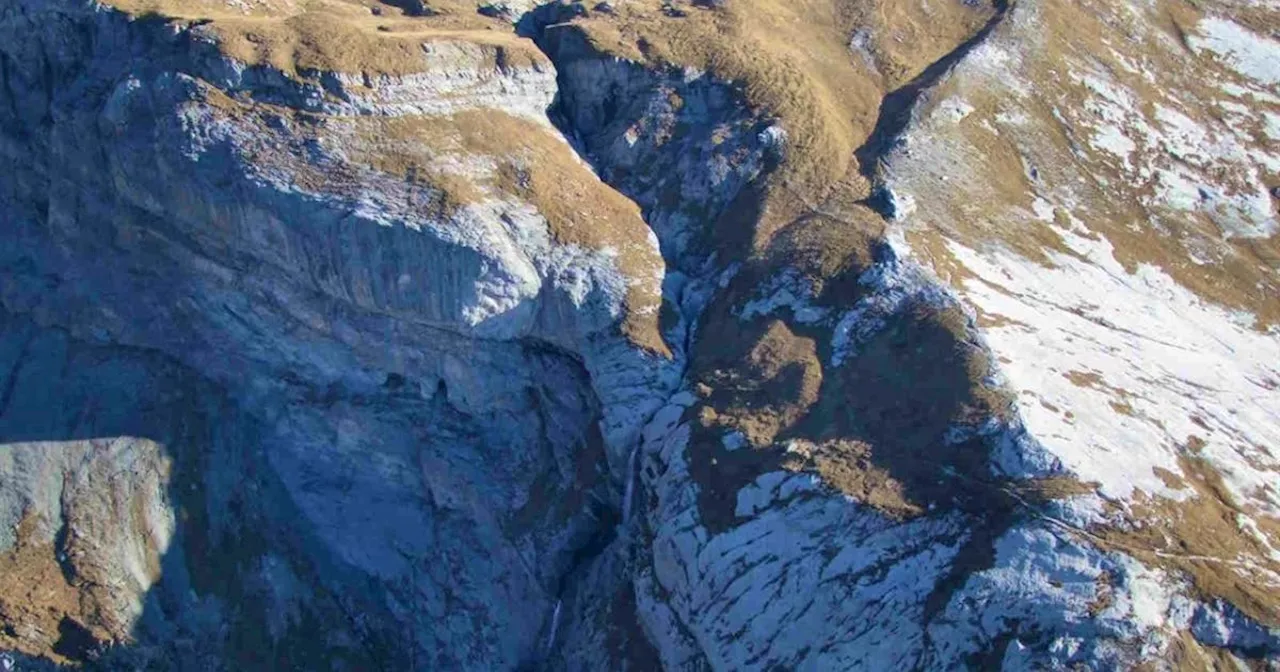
[0,0,1278,670]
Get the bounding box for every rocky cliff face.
[0,0,1276,670]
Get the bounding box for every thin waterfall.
[545,599,563,653]
[621,442,641,527]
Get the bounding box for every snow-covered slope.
[883,0,1280,640]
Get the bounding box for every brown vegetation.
[1153,630,1264,670]
[0,513,100,664]
[0,438,174,665]
[555,0,997,249]
[904,0,1280,327]
[104,0,543,76]
[684,259,1029,531]
[1094,455,1280,627]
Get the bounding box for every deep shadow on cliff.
[0,306,401,670]
[0,2,645,667]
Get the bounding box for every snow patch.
[935,97,975,124]
[830,259,950,367]
[738,268,829,324]
[1189,18,1280,87]
[1069,68,1278,238]
[1264,112,1280,141]
[945,227,1280,511]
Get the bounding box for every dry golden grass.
[695,319,823,448]
[682,245,1022,528]
[906,0,1280,327]
[758,206,886,299]
[104,0,543,76]
[562,0,994,245]
[212,16,544,76]
[1150,630,1263,670]
[1060,370,1142,419]
[783,438,924,518]
[0,511,141,664]
[0,513,93,664]
[863,0,997,88]
[1094,455,1280,628]
[682,312,823,531]
[105,0,297,17]
[787,303,1011,488]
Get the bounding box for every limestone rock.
[0,0,1277,669]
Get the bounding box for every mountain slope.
[0,0,1276,669]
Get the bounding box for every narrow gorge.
[0,0,1277,669]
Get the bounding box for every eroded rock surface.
[0,0,1276,669]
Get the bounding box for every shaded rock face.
[1,0,1278,671]
[0,2,651,668]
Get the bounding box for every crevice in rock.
[0,327,33,421]
[50,617,97,663]
[50,517,76,587]
[855,0,1012,217]
[516,7,752,664]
